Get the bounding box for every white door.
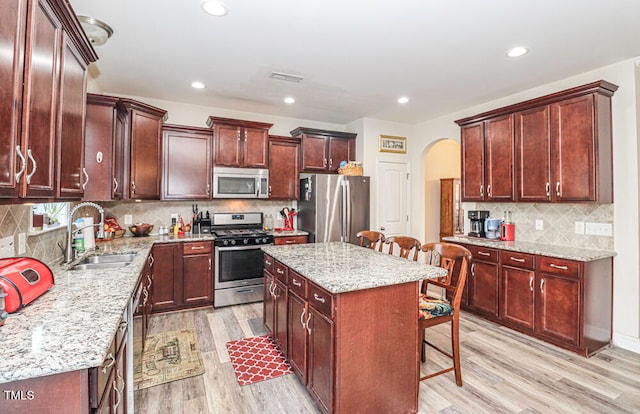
[376,160,410,236]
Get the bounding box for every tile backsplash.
[475,202,614,251]
[0,204,67,265]
[100,199,298,231]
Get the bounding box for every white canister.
[82,217,95,249]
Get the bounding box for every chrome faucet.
[65,202,105,264]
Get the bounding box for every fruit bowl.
[129,223,153,237]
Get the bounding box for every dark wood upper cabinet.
[118,99,167,200]
[0,0,96,201]
[268,135,300,200]
[83,94,121,201]
[458,80,617,203]
[206,117,272,168]
[56,33,88,199]
[162,124,212,200]
[291,127,357,173]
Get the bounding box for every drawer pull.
[276,268,285,274]
[265,259,272,265]
[101,353,115,373]
[549,264,568,270]
[285,240,296,244]
[510,257,525,262]
[119,320,127,331]
[292,279,302,287]
[190,246,205,250]
[477,251,491,257]
[313,293,326,303]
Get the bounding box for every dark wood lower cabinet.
[265,253,419,413]
[151,241,213,312]
[264,260,288,352]
[460,243,612,356]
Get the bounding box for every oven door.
[215,244,267,289]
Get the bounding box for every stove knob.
[223,240,229,246]
[255,238,261,244]
[231,240,236,246]
[243,239,249,245]
[262,237,268,243]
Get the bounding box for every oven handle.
[216,244,271,252]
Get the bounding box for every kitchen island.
[262,242,448,414]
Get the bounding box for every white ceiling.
[70,0,640,125]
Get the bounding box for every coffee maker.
[467,210,490,237]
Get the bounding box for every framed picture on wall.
[379,135,407,154]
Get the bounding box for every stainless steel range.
[212,212,274,307]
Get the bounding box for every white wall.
[406,59,640,352]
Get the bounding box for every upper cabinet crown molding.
[455,80,618,126]
[206,116,273,130]
[47,0,98,64]
[117,98,168,121]
[289,127,357,140]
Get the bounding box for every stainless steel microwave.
[212,167,269,199]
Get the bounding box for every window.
[31,202,69,232]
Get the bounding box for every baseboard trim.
[612,333,640,354]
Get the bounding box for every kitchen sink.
[70,253,137,271]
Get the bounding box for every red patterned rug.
[226,335,293,386]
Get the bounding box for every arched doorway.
[422,138,460,242]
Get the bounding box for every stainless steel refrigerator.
[298,174,370,245]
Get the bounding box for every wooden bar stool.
[418,242,471,386]
[384,236,421,261]
[356,230,385,252]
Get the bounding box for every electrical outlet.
[0,236,14,258]
[535,219,544,230]
[124,214,133,225]
[18,233,26,255]
[575,221,585,235]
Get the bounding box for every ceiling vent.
[269,72,304,83]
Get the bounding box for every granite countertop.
[270,229,309,237]
[262,242,448,294]
[442,236,616,262]
[0,233,214,384]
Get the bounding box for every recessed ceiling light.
[284,97,295,104]
[191,81,206,89]
[397,97,409,104]
[506,46,529,58]
[201,0,229,17]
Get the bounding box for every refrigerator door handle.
[346,180,351,243]
[341,180,348,242]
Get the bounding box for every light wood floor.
[135,304,640,414]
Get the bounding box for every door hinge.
[406,173,410,180]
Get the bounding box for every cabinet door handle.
[487,184,491,197]
[113,177,119,193]
[323,158,327,167]
[112,377,122,412]
[509,257,525,263]
[329,158,333,168]
[147,273,152,286]
[545,182,550,198]
[119,320,127,331]
[82,168,89,190]
[549,263,568,270]
[15,145,26,183]
[529,275,534,291]
[540,278,545,294]
[208,257,212,271]
[101,352,115,373]
[477,251,491,256]
[555,182,561,196]
[148,254,154,267]
[300,308,306,329]
[313,293,326,303]
[206,183,210,195]
[479,185,484,197]
[268,185,272,196]
[237,130,241,141]
[471,263,475,277]
[265,259,272,266]
[25,149,37,184]
[306,313,312,335]
[292,279,302,287]
[131,181,136,195]
[276,268,284,274]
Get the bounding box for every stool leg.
[419,325,426,363]
[451,316,462,386]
